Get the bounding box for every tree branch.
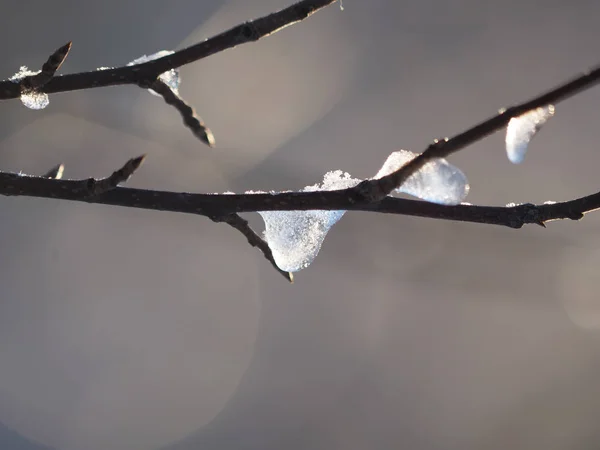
[2,0,600,279]
[212,213,293,282]
[0,168,596,229]
[19,160,293,282]
[1,0,337,146]
[354,64,600,202]
[0,0,341,280]
[0,0,338,99]
[150,79,215,147]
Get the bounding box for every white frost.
[373,149,469,205]
[9,66,49,110]
[128,50,180,96]
[505,105,555,164]
[258,171,360,272]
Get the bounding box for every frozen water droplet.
[258,171,360,272]
[20,91,49,110]
[505,105,555,164]
[128,50,179,96]
[9,66,50,110]
[374,149,470,205]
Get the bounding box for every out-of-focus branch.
[0,0,338,99]
[0,0,338,146]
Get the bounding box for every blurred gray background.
[1,0,600,449]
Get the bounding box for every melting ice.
[505,105,555,164]
[258,171,360,272]
[374,149,470,205]
[258,151,469,272]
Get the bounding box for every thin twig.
[0,0,338,99]
[36,159,290,281]
[150,79,215,147]
[354,65,600,202]
[0,1,337,146]
[31,155,146,199]
[214,214,293,282]
[86,155,146,196]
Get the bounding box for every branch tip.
[42,41,72,77]
[130,154,147,170]
[569,211,585,221]
[22,41,73,91]
[198,127,216,148]
[43,41,72,74]
[83,155,146,197]
[149,79,215,147]
[216,213,292,281]
[42,163,65,180]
